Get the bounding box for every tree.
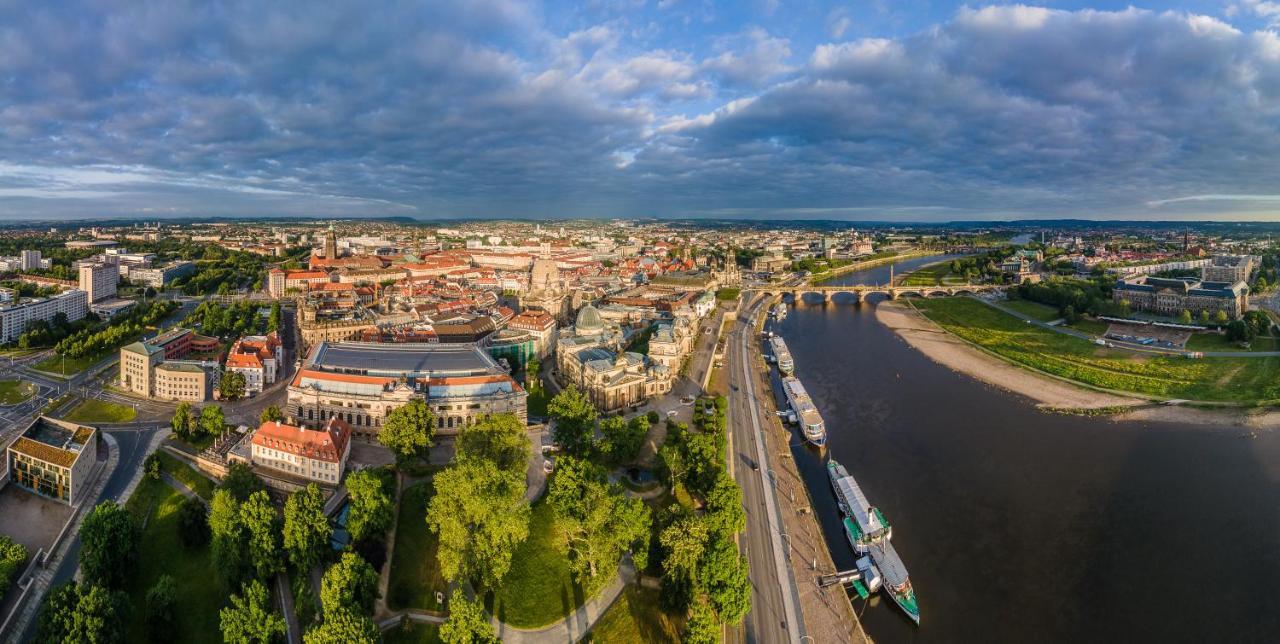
[319,552,380,616]
[346,469,394,545]
[302,610,379,644]
[658,442,687,489]
[598,415,648,465]
[268,301,282,332]
[703,473,746,540]
[547,386,597,456]
[660,515,709,611]
[200,404,227,438]
[1199,310,1212,325]
[1257,276,1269,292]
[524,358,540,389]
[220,371,248,401]
[456,413,530,471]
[220,461,266,501]
[171,401,194,438]
[144,575,177,633]
[36,582,128,644]
[1178,309,1193,325]
[0,536,26,590]
[284,484,331,573]
[427,458,530,589]
[439,590,497,644]
[210,490,251,586]
[79,501,139,590]
[177,496,211,548]
[241,490,283,580]
[699,537,751,625]
[379,399,435,464]
[682,601,720,644]
[548,457,651,592]
[260,405,283,424]
[1215,310,1230,326]
[220,580,286,644]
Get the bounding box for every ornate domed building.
[554,302,670,413]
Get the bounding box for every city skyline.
[6,2,1280,221]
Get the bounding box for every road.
[725,293,804,644]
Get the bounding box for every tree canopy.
[439,590,497,644]
[548,456,651,592]
[36,582,128,644]
[546,386,597,456]
[456,413,530,471]
[302,610,380,644]
[427,458,530,589]
[220,580,286,644]
[345,468,394,545]
[284,484,331,573]
[319,552,381,616]
[79,501,139,590]
[379,399,435,464]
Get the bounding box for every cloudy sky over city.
[5,1,1280,221]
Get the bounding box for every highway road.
[725,292,804,643]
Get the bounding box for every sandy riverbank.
[875,300,1280,429]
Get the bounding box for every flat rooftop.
[309,341,500,378]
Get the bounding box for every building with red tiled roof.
[225,332,283,394]
[250,418,351,485]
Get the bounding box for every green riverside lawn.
[1000,299,1062,322]
[913,297,1280,403]
[901,262,967,286]
[0,380,35,405]
[61,398,137,424]
[124,475,224,644]
[583,586,683,643]
[387,483,447,611]
[489,500,587,629]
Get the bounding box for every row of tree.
[170,401,228,442]
[187,300,266,339]
[546,385,652,465]
[52,300,177,359]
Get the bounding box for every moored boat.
[782,376,825,446]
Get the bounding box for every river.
[765,255,1280,642]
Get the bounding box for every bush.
[0,535,26,594]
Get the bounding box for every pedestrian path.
[491,561,635,644]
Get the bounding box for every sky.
[5,1,1280,222]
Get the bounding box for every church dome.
[575,304,604,332]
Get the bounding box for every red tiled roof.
[252,418,351,464]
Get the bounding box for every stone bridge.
[761,283,1004,304]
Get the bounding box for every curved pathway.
[491,561,635,644]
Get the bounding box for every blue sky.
[5,1,1280,221]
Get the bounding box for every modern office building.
[285,340,527,435]
[6,416,98,505]
[0,290,89,344]
[120,340,213,401]
[1202,255,1255,284]
[78,262,118,302]
[130,261,196,288]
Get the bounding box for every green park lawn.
[1065,317,1111,336]
[382,621,444,644]
[32,353,103,377]
[913,297,1280,402]
[901,262,965,286]
[1185,332,1280,353]
[526,385,551,418]
[0,380,35,405]
[490,500,585,629]
[584,586,683,644]
[1000,299,1062,322]
[154,451,216,499]
[387,483,448,611]
[124,477,226,644]
[61,398,137,424]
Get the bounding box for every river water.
[766,255,1280,643]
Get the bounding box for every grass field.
[527,385,550,418]
[901,262,967,286]
[1066,318,1111,336]
[1185,333,1280,353]
[124,477,226,644]
[0,380,35,405]
[490,500,585,629]
[61,398,137,424]
[32,353,102,377]
[913,297,1280,402]
[584,586,683,644]
[1000,299,1062,322]
[155,451,216,499]
[382,621,443,644]
[387,483,447,611]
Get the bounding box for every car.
[543,458,555,473]
[666,409,679,418]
